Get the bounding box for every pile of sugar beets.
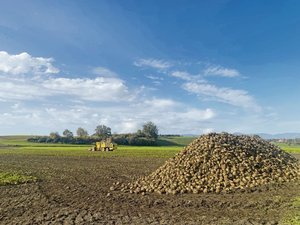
[114,133,300,194]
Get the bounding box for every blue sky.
[0,0,300,135]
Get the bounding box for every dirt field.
[0,153,299,225]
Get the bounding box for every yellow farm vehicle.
[89,138,117,151]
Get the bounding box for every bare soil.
[0,153,299,225]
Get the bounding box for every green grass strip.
[275,143,300,153]
[0,172,37,186]
[281,196,300,225]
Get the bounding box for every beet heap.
[117,133,300,194]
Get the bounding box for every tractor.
[89,137,117,151]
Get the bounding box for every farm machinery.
[89,137,117,151]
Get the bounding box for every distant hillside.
[180,133,300,140]
[159,133,300,144]
[157,136,196,146]
[255,133,300,139]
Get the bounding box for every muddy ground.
[0,153,299,225]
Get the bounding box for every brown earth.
[0,153,299,225]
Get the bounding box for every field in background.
[275,142,300,153]
[0,136,184,158]
[1,136,300,157]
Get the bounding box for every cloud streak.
[92,66,118,77]
[146,75,164,80]
[170,71,193,81]
[134,58,172,70]
[203,65,240,77]
[161,64,258,111]
[183,82,261,111]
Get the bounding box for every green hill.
[157,136,197,146]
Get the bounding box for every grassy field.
[275,142,300,154]
[0,136,89,147]
[0,136,184,158]
[157,136,197,146]
[1,136,300,158]
[0,145,182,158]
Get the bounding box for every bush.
[112,135,129,145]
[27,134,159,146]
[128,136,157,146]
[27,136,99,144]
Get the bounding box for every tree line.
[272,138,300,145]
[27,122,159,146]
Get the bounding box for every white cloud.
[43,77,132,101]
[0,79,50,100]
[203,128,215,134]
[152,81,162,86]
[204,65,240,77]
[146,75,164,86]
[0,52,265,135]
[170,71,193,81]
[134,58,172,70]
[166,64,260,112]
[178,108,215,120]
[0,52,133,102]
[118,120,140,133]
[146,75,164,80]
[182,82,261,111]
[144,98,177,108]
[0,99,216,135]
[92,66,118,77]
[0,51,59,75]
[0,76,133,102]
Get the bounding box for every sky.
[1,0,300,135]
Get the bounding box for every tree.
[49,132,60,139]
[136,129,145,137]
[142,121,158,139]
[63,129,74,138]
[94,124,111,138]
[76,127,88,138]
[49,132,61,143]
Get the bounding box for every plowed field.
[0,152,299,225]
